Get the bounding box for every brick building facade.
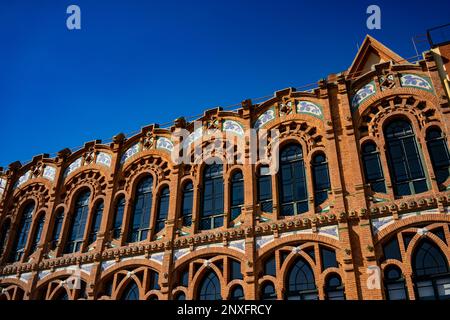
[0,35,450,300]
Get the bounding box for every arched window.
[149,270,160,291]
[112,196,125,239]
[0,220,11,256]
[55,290,69,300]
[30,214,45,254]
[230,171,244,220]
[285,258,318,300]
[384,266,408,300]
[200,162,224,230]
[198,271,222,300]
[260,282,277,300]
[121,281,140,300]
[50,209,64,250]
[361,142,386,193]
[129,176,153,242]
[10,202,35,262]
[412,240,450,300]
[65,190,91,253]
[174,292,186,300]
[257,166,273,213]
[230,285,244,300]
[325,274,345,300]
[88,201,103,244]
[385,120,428,196]
[279,144,308,216]
[426,128,450,185]
[181,182,194,226]
[155,186,170,233]
[312,153,331,206]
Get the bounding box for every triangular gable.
[348,35,405,78]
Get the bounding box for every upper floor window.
[65,190,91,253]
[88,201,103,244]
[200,162,224,230]
[426,128,450,185]
[0,220,11,256]
[385,119,428,196]
[230,171,244,220]
[362,142,387,193]
[112,196,125,239]
[181,182,194,227]
[311,153,331,206]
[30,214,45,254]
[10,202,35,262]
[128,176,153,243]
[257,166,273,213]
[155,186,170,234]
[279,144,308,216]
[50,209,64,250]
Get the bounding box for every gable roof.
[348,35,405,78]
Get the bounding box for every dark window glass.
[180,269,189,287]
[30,214,45,253]
[65,190,91,253]
[175,292,186,300]
[149,271,160,290]
[230,171,244,220]
[261,282,277,300]
[121,282,139,300]
[385,120,428,196]
[230,285,244,300]
[230,260,242,280]
[285,258,318,300]
[10,202,35,262]
[113,196,125,239]
[312,154,331,206]
[88,201,103,244]
[55,290,69,300]
[181,182,194,227]
[0,221,11,256]
[258,166,273,213]
[50,210,64,250]
[383,236,402,262]
[402,233,414,251]
[384,266,408,300]
[128,176,153,242]
[155,187,170,233]
[413,240,450,300]
[426,128,450,185]
[431,227,447,244]
[362,142,387,193]
[198,271,222,300]
[264,256,276,277]
[321,247,338,271]
[201,162,224,230]
[279,144,308,216]
[325,275,345,300]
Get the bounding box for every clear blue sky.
[1,0,449,167]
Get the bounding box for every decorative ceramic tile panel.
[296,101,323,119]
[196,243,223,251]
[0,178,6,196]
[371,216,394,234]
[351,82,376,111]
[149,252,164,264]
[101,260,116,271]
[400,74,433,92]
[15,171,31,188]
[254,108,275,130]
[222,120,244,136]
[42,166,56,181]
[156,137,174,152]
[121,143,140,164]
[64,158,82,177]
[19,272,32,283]
[96,152,112,167]
[318,225,339,240]
[229,239,245,253]
[280,229,312,238]
[173,248,191,261]
[183,127,203,148]
[256,234,274,249]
